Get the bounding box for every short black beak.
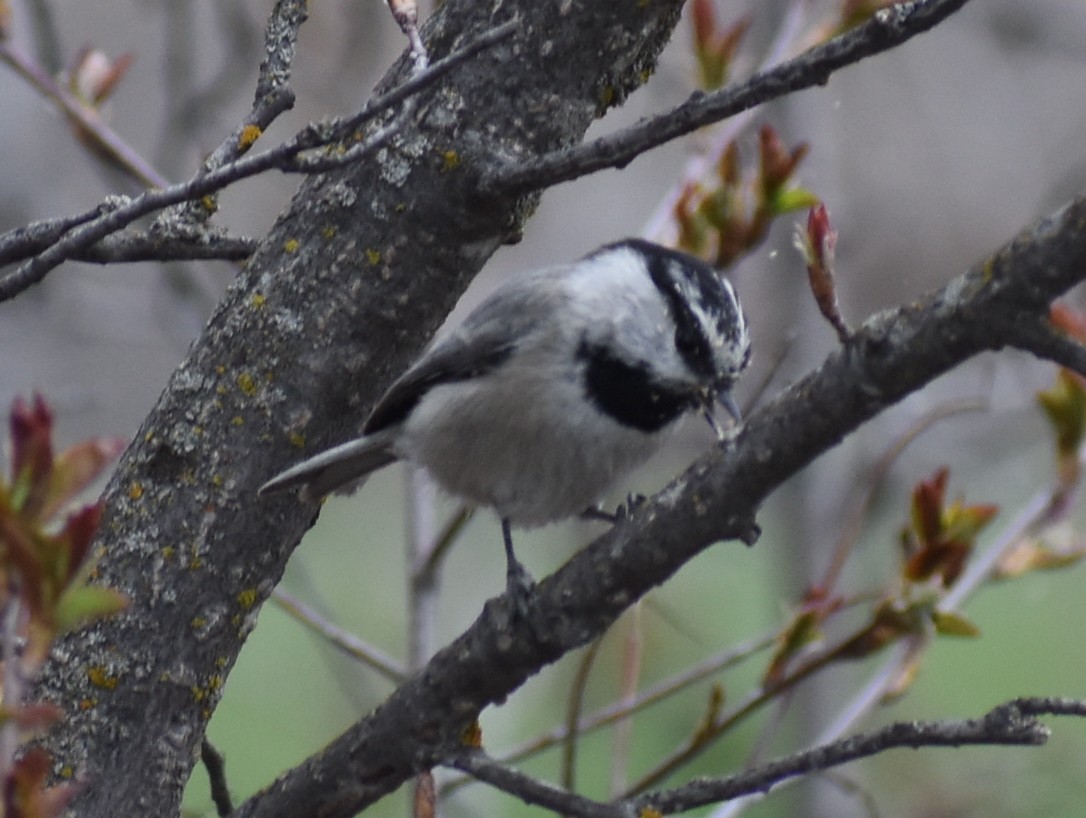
[700,388,742,441]
[717,389,742,424]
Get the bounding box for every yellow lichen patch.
[162,546,176,560]
[191,616,207,629]
[289,432,306,449]
[238,124,263,152]
[201,195,218,214]
[251,292,267,309]
[236,371,257,395]
[283,238,300,253]
[87,666,119,690]
[189,556,204,570]
[79,698,97,710]
[191,675,224,704]
[365,248,382,266]
[128,482,144,500]
[232,416,245,426]
[59,766,75,779]
[237,588,258,609]
[322,226,337,240]
[460,720,483,748]
[441,150,460,172]
[211,474,224,488]
[639,808,662,818]
[598,85,616,108]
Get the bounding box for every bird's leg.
[502,518,536,618]
[582,493,647,524]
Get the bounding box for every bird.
[260,238,751,610]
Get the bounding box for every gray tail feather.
[258,431,399,501]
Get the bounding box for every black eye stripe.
[620,239,721,378]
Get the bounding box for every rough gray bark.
[30,1,1086,818]
[34,1,688,817]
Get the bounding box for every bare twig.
[0,19,517,301]
[488,0,971,196]
[201,738,235,818]
[272,588,406,683]
[448,698,1086,818]
[441,629,776,796]
[387,0,430,72]
[0,41,168,189]
[818,398,989,594]
[561,637,605,791]
[1001,315,1086,380]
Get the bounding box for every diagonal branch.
[486,0,972,196]
[226,195,1086,818]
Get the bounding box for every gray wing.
[363,268,565,434]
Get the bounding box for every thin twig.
[487,0,971,196]
[441,629,776,796]
[201,738,235,817]
[562,637,605,792]
[0,19,517,301]
[1001,316,1086,379]
[448,698,1085,818]
[818,398,989,593]
[272,588,406,683]
[0,41,168,189]
[641,0,809,244]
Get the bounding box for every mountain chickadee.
[260,239,751,607]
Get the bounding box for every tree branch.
[1001,314,1086,379]
[0,18,517,300]
[447,697,1085,818]
[486,0,972,196]
[224,195,1086,818]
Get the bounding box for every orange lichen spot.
[283,238,300,253]
[460,720,483,748]
[128,482,144,500]
[238,124,263,152]
[87,666,119,690]
[236,371,257,395]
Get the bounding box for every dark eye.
[674,326,700,356]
